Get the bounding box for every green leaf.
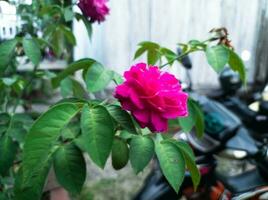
[61,122,80,140]
[75,13,92,40]
[76,104,114,168]
[178,43,189,53]
[52,58,96,88]
[179,99,197,133]
[0,193,7,200]
[14,160,52,200]
[54,143,86,195]
[179,98,204,137]
[155,139,185,193]
[0,113,31,144]
[39,5,62,17]
[113,72,124,85]
[111,137,129,170]
[168,140,200,190]
[205,45,229,72]
[12,113,33,132]
[85,62,114,92]
[147,49,160,65]
[35,38,51,50]
[22,38,41,66]
[188,40,206,49]
[134,46,147,59]
[14,168,25,199]
[136,41,161,65]
[106,105,137,134]
[0,134,18,175]
[0,39,17,71]
[21,103,81,197]
[72,79,86,99]
[0,127,8,138]
[60,77,73,98]
[44,24,63,57]
[167,119,181,132]
[1,77,18,86]
[61,127,76,140]
[192,101,205,138]
[129,135,154,173]
[0,113,10,125]
[6,114,30,143]
[64,6,74,22]
[119,130,135,140]
[55,98,87,105]
[160,48,177,65]
[60,25,76,45]
[138,41,160,49]
[228,48,247,84]
[60,77,86,98]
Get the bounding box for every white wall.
[0,1,19,39]
[74,0,260,88]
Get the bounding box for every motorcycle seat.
[215,169,267,194]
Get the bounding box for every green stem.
[202,38,212,44]
[4,91,10,113]
[159,50,193,69]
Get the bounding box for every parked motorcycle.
[134,93,268,200]
[134,51,268,200]
[210,67,268,142]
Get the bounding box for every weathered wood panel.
[254,0,268,85]
[74,0,262,88]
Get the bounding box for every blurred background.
[74,0,268,88]
[2,0,268,88]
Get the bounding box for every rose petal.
[151,113,168,132]
[78,0,109,23]
[133,110,150,124]
[129,89,144,109]
[114,84,130,98]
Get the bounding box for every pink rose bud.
[78,0,109,23]
[114,63,188,132]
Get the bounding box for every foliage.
[0,1,92,198]
[0,2,247,199]
[134,38,246,83]
[179,98,204,138]
[155,136,185,193]
[129,135,154,174]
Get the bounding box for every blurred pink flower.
[114,63,188,132]
[78,0,109,23]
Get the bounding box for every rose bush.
[115,62,188,132]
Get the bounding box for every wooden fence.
[74,0,265,88]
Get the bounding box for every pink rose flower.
[78,0,109,23]
[114,63,188,132]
